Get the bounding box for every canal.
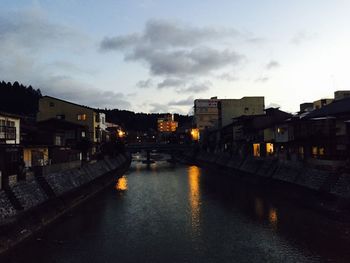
[7,158,350,263]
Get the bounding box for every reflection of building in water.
[255,198,264,219]
[188,166,201,233]
[269,207,278,230]
[116,176,128,191]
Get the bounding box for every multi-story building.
[157,114,178,133]
[313,98,333,110]
[0,112,22,188]
[194,96,265,131]
[334,90,350,101]
[37,96,106,144]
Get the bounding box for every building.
[0,112,22,188]
[334,90,350,101]
[157,114,178,133]
[219,97,265,128]
[194,96,265,132]
[313,98,333,110]
[37,96,107,144]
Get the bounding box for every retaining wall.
[0,154,129,224]
[182,150,349,200]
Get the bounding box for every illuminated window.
[77,114,87,121]
[319,147,325,156]
[253,143,260,157]
[312,146,318,157]
[266,143,274,155]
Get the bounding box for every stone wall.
[184,151,349,200]
[0,191,16,221]
[0,154,129,224]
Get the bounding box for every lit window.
[253,143,260,157]
[319,147,325,156]
[81,131,86,138]
[312,146,318,157]
[77,114,87,121]
[266,143,274,155]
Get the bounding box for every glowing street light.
[190,128,199,141]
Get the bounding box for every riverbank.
[0,153,131,258]
[178,150,350,215]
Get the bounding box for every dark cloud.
[100,19,240,51]
[136,79,153,89]
[178,81,211,93]
[217,73,239,82]
[126,46,243,77]
[100,19,246,89]
[169,96,194,106]
[157,78,186,89]
[36,75,131,109]
[0,8,86,52]
[148,103,170,113]
[0,8,127,110]
[266,60,280,70]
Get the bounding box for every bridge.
[126,143,193,163]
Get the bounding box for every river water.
[7,158,350,263]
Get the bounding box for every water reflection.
[269,207,278,231]
[188,166,201,235]
[255,198,264,219]
[116,176,128,191]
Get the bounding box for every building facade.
[157,114,178,133]
[37,96,106,144]
[0,112,22,188]
[194,96,265,133]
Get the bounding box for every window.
[253,143,260,157]
[81,131,86,138]
[266,143,274,155]
[77,114,87,121]
[55,135,62,146]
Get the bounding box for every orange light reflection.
[188,166,201,233]
[116,176,128,191]
[269,207,278,230]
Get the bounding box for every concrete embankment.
[180,150,350,213]
[0,153,130,256]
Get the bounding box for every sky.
[1,0,350,114]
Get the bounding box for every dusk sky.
[2,0,350,114]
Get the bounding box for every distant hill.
[0,80,192,131]
[102,109,192,132]
[0,81,42,116]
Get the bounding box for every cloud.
[37,75,131,109]
[169,96,194,106]
[266,102,281,109]
[157,78,186,89]
[136,79,153,88]
[100,19,240,51]
[217,72,239,82]
[178,81,212,93]
[266,60,280,70]
[255,77,269,83]
[0,7,128,110]
[126,46,243,77]
[0,7,86,52]
[148,103,169,113]
[100,19,246,92]
[290,31,316,45]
